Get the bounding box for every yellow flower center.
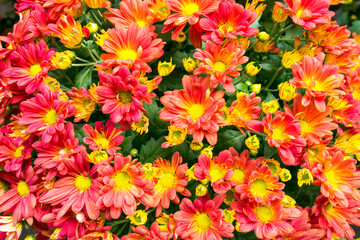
[117,91,133,104]
[325,203,333,212]
[83,99,92,108]
[159,172,175,189]
[17,180,30,196]
[195,213,211,229]
[299,120,310,133]
[182,3,199,16]
[118,49,138,61]
[114,172,131,190]
[172,130,184,141]
[325,169,338,188]
[89,150,109,163]
[14,146,23,158]
[188,104,205,121]
[251,179,267,196]
[74,175,92,191]
[296,8,304,18]
[44,109,59,125]
[95,137,110,149]
[209,168,225,182]
[136,20,147,28]
[213,61,227,73]
[232,168,245,183]
[272,127,286,141]
[266,162,278,175]
[219,23,234,34]
[29,64,42,77]
[256,206,272,223]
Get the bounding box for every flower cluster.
[1,0,360,239]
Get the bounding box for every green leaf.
[120,133,137,156]
[350,20,360,33]
[264,92,277,102]
[214,130,246,154]
[75,66,93,89]
[234,82,249,93]
[263,142,278,158]
[143,99,160,123]
[139,137,171,163]
[73,124,87,146]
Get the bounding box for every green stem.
[109,218,130,226]
[82,43,98,62]
[75,56,91,63]
[145,208,156,214]
[233,75,247,85]
[91,48,101,60]
[97,9,107,28]
[270,22,279,37]
[266,88,279,92]
[264,66,283,90]
[60,84,72,92]
[51,38,62,51]
[90,10,104,29]
[71,61,101,67]
[60,70,74,85]
[246,39,259,51]
[278,38,305,41]
[273,23,295,42]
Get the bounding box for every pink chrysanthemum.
[39,153,102,220]
[96,154,155,219]
[247,112,306,166]
[2,40,55,94]
[97,66,152,130]
[159,75,227,145]
[193,41,248,93]
[18,88,76,144]
[194,150,234,194]
[0,162,39,225]
[276,0,334,30]
[199,0,258,43]
[121,222,168,240]
[174,195,234,240]
[83,120,124,155]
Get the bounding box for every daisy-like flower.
[334,127,360,159]
[227,92,261,131]
[96,154,155,219]
[39,153,102,220]
[290,54,345,112]
[18,88,76,144]
[67,86,98,122]
[312,195,360,240]
[0,162,39,225]
[96,66,152,130]
[2,40,55,94]
[131,114,150,134]
[83,0,111,8]
[193,41,248,93]
[162,0,221,40]
[152,152,191,216]
[148,0,171,22]
[285,93,338,145]
[161,125,187,148]
[83,120,124,155]
[103,0,155,29]
[159,75,227,145]
[247,112,306,166]
[275,0,334,30]
[327,94,360,127]
[99,23,165,72]
[199,0,258,43]
[236,165,285,205]
[32,122,83,181]
[312,151,360,207]
[174,195,234,240]
[121,222,168,240]
[232,199,299,239]
[0,216,23,240]
[194,150,233,194]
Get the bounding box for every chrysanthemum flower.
[193,41,248,93]
[2,40,55,94]
[226,92,261,131]
[285,93,337,145]
[262,158,281,175]
[312,195,360,240]
[131,114,150,134]
[103,0,155,29]
[297,168,314,187]
[0,162,39,225]
[156,213,176,239]
[194,150,233,194]
[96,154,155,219]
[121,222,168,240]
[312,151,360,207]
[327,94,360,127]
[199,0,258,43]
[247,112,306,166]
[162,0,221,40]
[67,87,97,122]
[39,154,102,220]
[97,66,152,130]
[174,195,234,240]
[148,0,171,21]
[232,199,299,239]
[275,0,334,30]
[236,165,285,205]
[83,0,111,8]
[302,140,330,166]
[83,120,124,156]
[161,125,187,148]
[159,75,226,145]
[32,122,83,181]
[18,88,76,144]
[290,54,345,112]
[99,23,165,72]
[0,215,23,240]
[152,152,191,216]
[334,127,360,159]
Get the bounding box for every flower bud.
[279,82,296,101]
[158,58,176,76]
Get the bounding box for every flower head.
[67,86,98,122]
[162,125,187,148]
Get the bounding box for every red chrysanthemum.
[96,66,152,130]
[193,41,248,93]
[199,0,258,43]
[18,88,76,144]
[2,40,55,94]
[174,195,234,240]
[83,120,124,155]
[96,154,155,219]
[247,112,306,166]
[159,75,227,145]
[121,222,168,240]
